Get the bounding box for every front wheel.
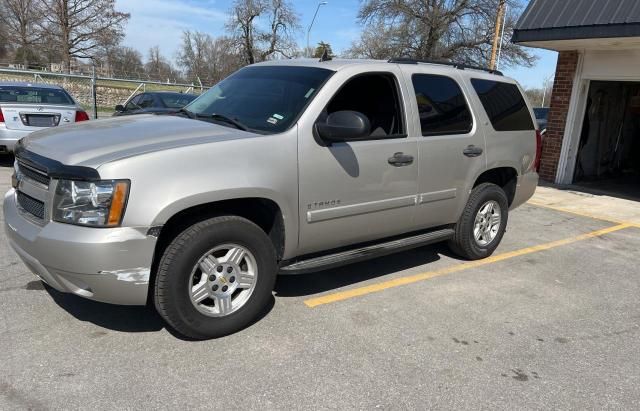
[154,216,277,339]
[448,183,509,260]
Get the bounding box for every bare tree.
[346,0,535,68]
[0,0,44,67]
[40,0,130,72]
[226,0,300,65]
[177,31,243,85]
[104,46,144,78]
[146,46,179,82]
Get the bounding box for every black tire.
[448,183,509,260]
[154,215,277,340]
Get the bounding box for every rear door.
[399,66,487,229]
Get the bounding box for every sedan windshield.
[0,86,74,105]
[184,66,333,134]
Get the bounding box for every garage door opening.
[574,81,640,200]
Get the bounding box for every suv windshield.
[0,86,74,105]
[184,66,333,134]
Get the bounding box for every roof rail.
[387,58,503,76]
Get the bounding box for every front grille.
[17,161,50,187]
[17,191,45,220]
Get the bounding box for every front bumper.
[0,128,29,153]
[3,189,158,305]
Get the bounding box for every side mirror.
[316,111,371,142]
[115,104,124,112]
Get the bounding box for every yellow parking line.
[303,223,632,308]
[527,201,640,227]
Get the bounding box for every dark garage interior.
[574,81,640,200]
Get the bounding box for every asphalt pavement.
[1,155,639,410]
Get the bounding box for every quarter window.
[411,74,473,136]
[471,79,534,131]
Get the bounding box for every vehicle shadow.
[274,242,446,297]
[41,243,448,338]
[44,283,276,340]
[0,154,15,167]
[45,285,165,333]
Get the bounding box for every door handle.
[388,152,414,166]
[463,145,483,157]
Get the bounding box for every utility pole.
[307,2,328,57]
[489,0,506,70]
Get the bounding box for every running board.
[279,228,455,275]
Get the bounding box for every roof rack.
[387,58,503,76]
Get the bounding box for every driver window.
[322,73,405,138]
[125,95,142,111]
[138,94,155,109]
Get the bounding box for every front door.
[297,68,419,255]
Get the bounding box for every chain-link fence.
[0,65,208,119]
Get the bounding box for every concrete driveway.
[1,155,639,410]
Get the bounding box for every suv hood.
[19,115,252,167]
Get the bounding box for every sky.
[115,0,557,89]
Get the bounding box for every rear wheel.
[448,183,508,260]
[154,216,277,339]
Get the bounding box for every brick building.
[513,0,640,197]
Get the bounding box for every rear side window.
[411,74,472,136]
[471,79,534,131]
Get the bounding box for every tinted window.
[187,66,333,134]
[159,93,196,109]
[471,79,534,131]
[138,94,155,109]
[322,73,405,138]
[125,95,142,111]
[411,74,472,136]
[0,86,74,105]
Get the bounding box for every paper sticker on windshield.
[304,88,315,98]
[272,114,284,120]
[267,117,278,125]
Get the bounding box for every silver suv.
[4,59,539,339]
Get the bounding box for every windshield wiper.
[197,113,249,131]
[176,107,196,119]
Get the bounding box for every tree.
[40,0,130,72]
[177,31,243,85]
[0,0,44,67]
[146,46,179,83]
[226,0,300,65]
[104,46,144,78]
[346,0,535,68]
[313,41,334,59]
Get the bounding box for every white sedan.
[0,81,90,153]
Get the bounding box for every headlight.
[53,180,130,227]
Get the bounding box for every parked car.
[4,59,540,339]
[534,107,549,132]
[113,91,197,116]
[0,82,89,153]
